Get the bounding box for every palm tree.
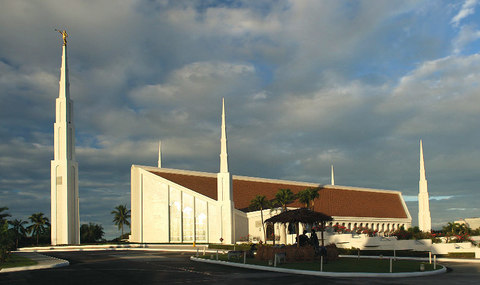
[27,213,50,245]
[275,189,295,212]
[80,223,105,243]
[111,205,131,238]
[308,188,320,210]
[249,195,270,242]
[9,219,27,248]
[297,188,320,210]
[0,207,10,223]
[274,189,295,244]
[297,189,311,208]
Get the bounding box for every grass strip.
[0,254,38,269]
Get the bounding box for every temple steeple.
[217,98,234,244]
[220,98,229,173]
[331,165,335,185]
[418,140,431,232]
[51,30,80,245]
[157,140,162,168]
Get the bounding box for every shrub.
[0,221,15,262]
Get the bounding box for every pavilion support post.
[296,222,300,248]
[272,223,275,246]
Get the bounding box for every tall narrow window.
[169,188,181,242]
[195,199,207,242]
[68,128,73,159]
[182,193,194,242]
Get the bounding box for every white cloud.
[451,0,478,27]
[3,0,480,236]
[452,25,480,54]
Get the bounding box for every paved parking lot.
[1,250,480,284]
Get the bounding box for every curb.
[339,254,480,263]
[0,253,69,273]
[18,246,224,254]
[190,256,447,278]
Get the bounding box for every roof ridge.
[134,165,217,178]
[136,165,401,194]
[232,174,321,187]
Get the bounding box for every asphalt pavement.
[1,250,480,284]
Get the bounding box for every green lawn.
[0,254,37,269]
[197,254,440,273]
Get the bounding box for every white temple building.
[50,32,80,245]
[130,99,412,244]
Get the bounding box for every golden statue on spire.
[55,29,68,46]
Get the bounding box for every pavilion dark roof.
[150,170,408,219]
[264,208,333,224]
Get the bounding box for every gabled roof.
[148,168,409,219]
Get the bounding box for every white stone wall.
[326,233,480,257]
[234,210,248,242]
[130,166,220,243]
[326,217,411,233]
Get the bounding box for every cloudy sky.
[1,0,480,239]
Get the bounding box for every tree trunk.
[260,209,266,242]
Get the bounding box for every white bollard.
[393,249,396,261]
[434,255,436,269]
[244,251,247,264]
[203,247,206,256]
[196,248,199,257]
[216,250,219,260]
[429,252,432,264]
[274,255,277,267]
[320,256,324,272]
[390,258,393,273]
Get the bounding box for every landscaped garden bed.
[196,253,440,273]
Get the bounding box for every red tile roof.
[150,170,408,219]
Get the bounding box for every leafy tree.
[249,195,271,242]
[27,213,50,245]
[8,219,27,249]
[0,207,11,223]
[442,222,469,236]
[0,220,14,262]
[111,205,131,237]
[80,223,105,243]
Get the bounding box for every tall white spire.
[220,97,229,173]
[418,139,432,232]
[157,140,162,168]
[331,165,335,185]
[51,31,80,245]
[217,98,234,244]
